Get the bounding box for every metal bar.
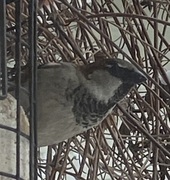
[0,124,29,139]
[15,0,21,179]
[28,0,38,179]
[0,1,7,100]
[0,171,24,180]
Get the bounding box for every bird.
[10,58,146,146]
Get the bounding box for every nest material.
[6,0,170,179]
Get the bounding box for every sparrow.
[10,58,146,146]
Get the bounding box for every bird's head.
[103,58,146,85]
[79,58,146,104]
[81,58,146,86]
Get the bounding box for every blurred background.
[2,0,170,179]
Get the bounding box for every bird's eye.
[105,60,128,70]
[105,63,114,68]
[117,62,126,68]
[105,61,117,69]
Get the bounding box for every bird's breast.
[67,85,113,128]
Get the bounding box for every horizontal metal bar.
[0,171,24,180]
[0,124,30,140]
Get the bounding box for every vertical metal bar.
[15,0,21,179]
[0,1,7,100]
[28,0,37,179]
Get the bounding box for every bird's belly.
[37,109,85,146]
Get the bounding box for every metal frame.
[0,1,7,100]
[0,1,37,179]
